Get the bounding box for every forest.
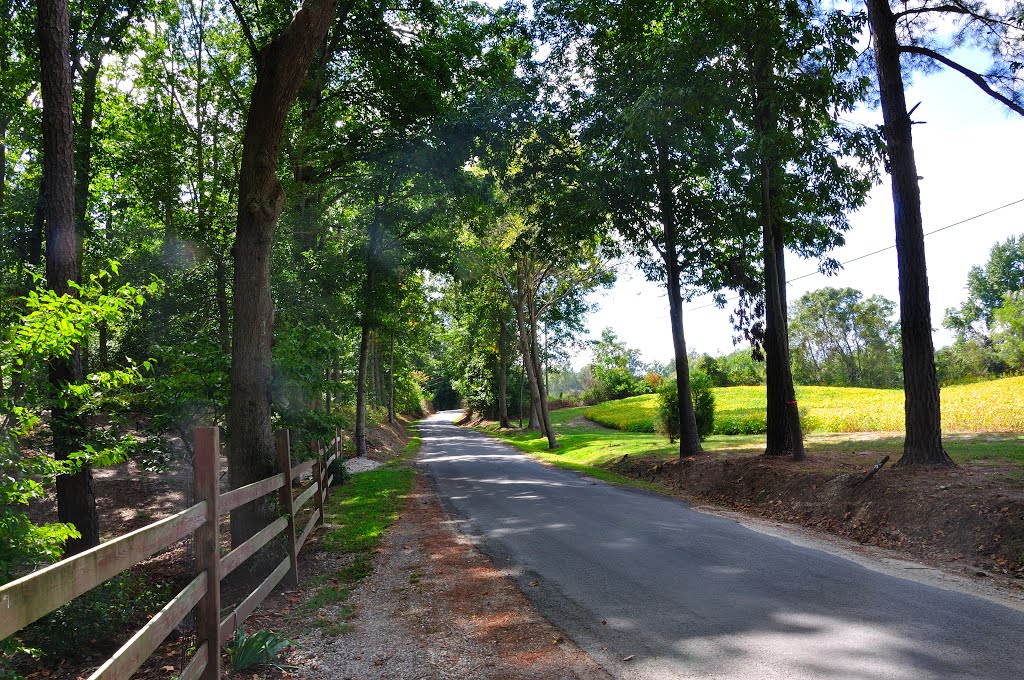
[1,0,1023,675]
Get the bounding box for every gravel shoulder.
[289,473,610,680]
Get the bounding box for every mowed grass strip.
[584,375,1024,435]
[300,446,417,634]
[321,465,415,554]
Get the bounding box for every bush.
[655,372,715,441]
[690,370,715,440]
[327,454,350,487]
[15,573,173,663]
[656,380,679,442]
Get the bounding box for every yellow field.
[583,376,1024,434]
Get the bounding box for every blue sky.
[575,51,1024,368]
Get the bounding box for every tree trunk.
[228,0,343,547]
[655,139,702,457]
[520,270,556,448]
[514,276,547,439]
[388,331,396,424]
[518,366,525,427]
[0,115,7,210]
[39,0,99,554]
[355,256,376,457]
[215,252,230,353]
[865,0,952,466]
[497,309,510,428]
[73,61,99,241]
[355,305,372,457]
[761,160,804,459]
[30,178,44,268]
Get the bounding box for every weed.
[299,585,351,614]
[225,628,295,671]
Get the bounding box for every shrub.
[327,454,350,487]
[690,370,716,440]
[656,380,679,442]
[655,372,715,441]
[16,573,173,663]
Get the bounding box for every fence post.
[193,427,222,680]
[312,439,325,529]
[275,429,299,587]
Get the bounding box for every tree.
[993,292,1024,369]
[944,234,1024,342]
[508,239,612,448]
[38,0,100,555]
[588,328,648,401]
[718,0,876,460]
[572,2,754,458]
[228,0,347,546]
[790,287,901,388]
[863,0,1023,466]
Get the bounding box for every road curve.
[418,411,1024,680]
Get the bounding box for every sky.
[572,52,1024,369]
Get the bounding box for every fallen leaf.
[162,666,176,672]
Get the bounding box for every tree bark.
[215,251,230,353]
[514,273,547,439]
[388,331,396,424]
[354,295,372,457]
[655,139,702,457]
[228,0,344,547]
[0,115,7,210]
[750,35,804,460]
[865,0,951,466]
[39,0,99,554]
[514,263,556,448]
[355,240,378,456]
[497,309,510,428]
[528,303,557,448]
[761,160,804,459]
[73,61,99,241]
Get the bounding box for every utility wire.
[684,196,1024,314]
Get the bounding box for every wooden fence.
[0,426,344,680]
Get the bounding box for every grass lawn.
[479,391,1024,479]
[584,375,1024,435]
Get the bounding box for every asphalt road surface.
[418,411,1024,680]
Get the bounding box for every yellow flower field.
[584,376,1024,434]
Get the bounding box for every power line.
[684,196,1024,314]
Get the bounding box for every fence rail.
[0,426,345,679]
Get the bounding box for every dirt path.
[289,474,610,680]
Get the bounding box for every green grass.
[299,439,416,635]
[400,421,423,459]
[320,466,415,555]
[480,391,1024,476]
[584,376,1024,435]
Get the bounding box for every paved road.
[418,411,1024,680]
